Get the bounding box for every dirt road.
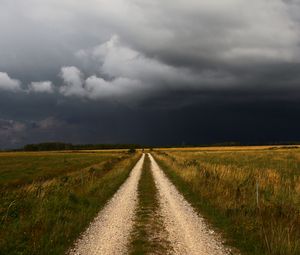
[68,154,145,255]
[149,154,230,255]
[68,153,231,254]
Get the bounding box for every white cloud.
[59,35,240,100]
[58,64,143,99]
[84,35,180,82]
[85,75,142,98]
[1,35,237,100]
[69,36,237,99]
[29,81,54,93]
[59,66,86,97]
[0,72,21,91]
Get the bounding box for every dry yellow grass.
[156,145,299,152]
[153,147,300,255]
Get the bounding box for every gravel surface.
[68,154,145,255]
[68,153,233,255]
[149,153,231,255]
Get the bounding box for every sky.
[0,0,300,148]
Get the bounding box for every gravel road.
[68,153,233,255]
[68,154,145,255]
[149,153,230,255]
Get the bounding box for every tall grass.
[0,151,141,255]
[153,148,300,255]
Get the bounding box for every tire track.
[68,154,145,255]
[149,153,230,255]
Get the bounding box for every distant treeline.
[23,142,141,151]
[11,141,300,152]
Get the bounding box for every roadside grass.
[152,148,300,255]
[129,154,170,255]
[0,151,141,255]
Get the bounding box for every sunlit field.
[153,146,300,255]
[1,146,299,255]
[0,150,140,255]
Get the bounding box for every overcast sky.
[1,0,300,148]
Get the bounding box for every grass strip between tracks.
[129,154,171,255]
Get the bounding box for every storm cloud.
[0,0,300,148]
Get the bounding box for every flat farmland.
[1,146,299,255]
[153,147,300,255]
[0,151,128,185]
[0,150,140,255]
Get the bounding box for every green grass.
[153,148,300,255]
[0,151,141,255]
[129,154,170,255]
[0,151,124,185]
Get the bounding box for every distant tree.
[23,142,142,151]
[128,148,136,154]
[24,142,72,151]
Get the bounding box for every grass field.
[153,146,300,255]
[0,151,129,185]
[1,146,299,255]
[0,150,141,255]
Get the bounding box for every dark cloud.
[0,119,26,146]
[0,0,300,148]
